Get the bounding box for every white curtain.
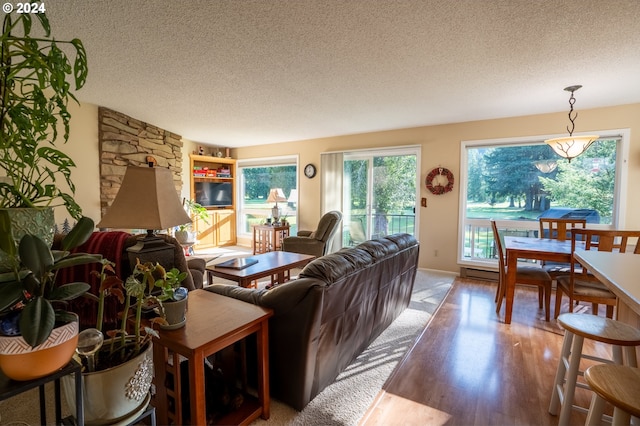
[320,152,343,251]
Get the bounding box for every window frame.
[457,129,630,269]
[236,155,299,239]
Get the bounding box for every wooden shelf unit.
[189,154,237,250]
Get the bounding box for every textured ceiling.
[46,0,640,147]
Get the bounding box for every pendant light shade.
[545,85,598,162]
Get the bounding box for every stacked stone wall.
[98,107,183,216]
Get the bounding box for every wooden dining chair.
[538,218,588,277]
[491,220,553,321]
[539,218,587,241]
[554,228,640,319]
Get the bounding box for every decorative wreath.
[425,167,454,195]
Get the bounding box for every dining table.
[502,236,575,324]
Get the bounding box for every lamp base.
[126,232,175,271]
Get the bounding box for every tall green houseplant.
[0,13,88,219]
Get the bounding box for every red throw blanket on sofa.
[58,231,131,331]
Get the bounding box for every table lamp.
[97,163,191,269]
[266,188,287,223]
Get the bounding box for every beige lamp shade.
[544,135,599,163]
[97,166,191,230]
[266,188,287,204]
[288,189,298,203]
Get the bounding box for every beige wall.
[55,102,100,226]
[233,103,640,273]
[65,102,640,273]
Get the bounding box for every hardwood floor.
[360,278,614,426]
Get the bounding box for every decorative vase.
[160,294,188,330]
[0,207,55,272]
[0,314,78,381]
[174,229,196,245]
[62,341,153,425]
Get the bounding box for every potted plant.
[154,267,188,329]
[62,259,183,424]
[0,12,88,268]
[174,199,209,245]
[0,214,101,380]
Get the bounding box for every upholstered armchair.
[282,211,343,257]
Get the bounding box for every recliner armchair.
[282,211,342,257]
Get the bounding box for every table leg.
[38,384,46,425]
[153,344,169,425]
[189,352,207,425]
[54,378,62,424]
[505,251,517,324]
[74,368,84,426]
[257,320,270,419]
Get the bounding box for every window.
[237,156,298,238]
[459,131,629,267]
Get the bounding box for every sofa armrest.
[297,230,313,237]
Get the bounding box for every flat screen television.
[194,182,233,207]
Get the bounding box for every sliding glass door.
[343,149,418,246]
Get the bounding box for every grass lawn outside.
[466,201,542,221]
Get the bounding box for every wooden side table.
[253,224,290,254]
[152,289,273,425]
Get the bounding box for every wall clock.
[304,163,317,178]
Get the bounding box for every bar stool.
[584,365,640,425]
[548,313,640,426]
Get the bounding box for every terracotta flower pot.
[0,314,79,381]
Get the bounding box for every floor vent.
[460,267,498,281]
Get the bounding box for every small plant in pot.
[154,267,188,329]
[174,199,209,245]
[0,214,101,380]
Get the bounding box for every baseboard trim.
[459,267,498,281]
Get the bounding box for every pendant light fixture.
[545,85,599,162]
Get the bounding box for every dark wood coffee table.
[206,251,315,288]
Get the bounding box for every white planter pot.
[62,341,153,425]
[174,230,196,245]
[160,294,188,330]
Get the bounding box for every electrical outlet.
[434,249,438,257]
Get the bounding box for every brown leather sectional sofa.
[206,233,419,410]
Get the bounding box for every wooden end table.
[152,289,273,425]
[253,224,290,254]
[207,251,315,288]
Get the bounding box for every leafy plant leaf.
[18,234,53,280]
[19,296,55,347]
[0,280,23,312]
[61,216,94,250]
[49,282,90,301]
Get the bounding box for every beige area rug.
[0,248,453,426]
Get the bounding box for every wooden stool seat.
[558,313,640,346]
[585,365,640,425]
[549,313,640,425]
